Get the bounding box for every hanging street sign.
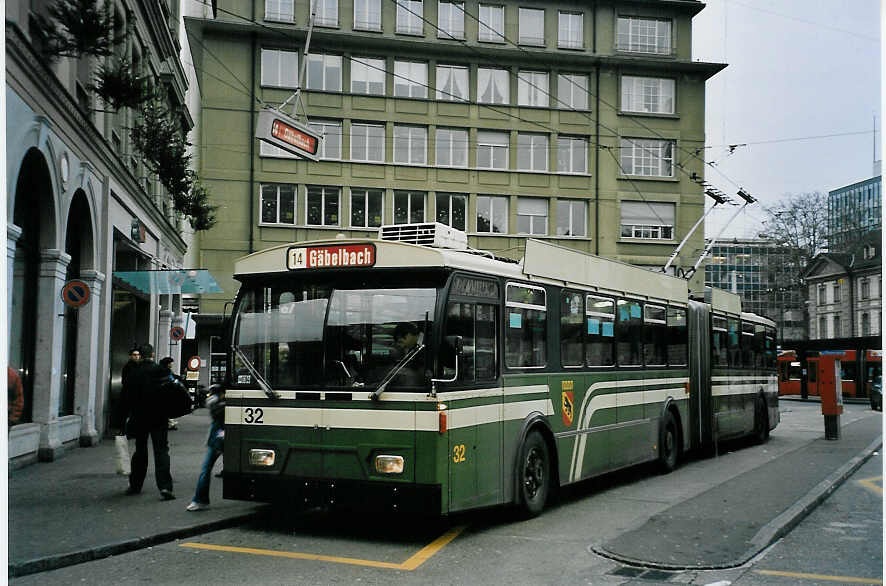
[170,326,185,342]
[255,108,322,161]
[61,279,91,308]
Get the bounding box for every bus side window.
[444,301,499,382]
[667,308,688,366]
[753,325,766,368]
[765,327,776,368]
[505,284,547,368]
[560,291,584,367]
[445,302,476,382]
[617,299,643,366]
[741,322,755,368]
[712,316,728,367]
[643,305,667,366]
[586,295,615,366]
[727,318,740,368]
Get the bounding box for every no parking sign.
[61,280,91,308]
[170,326,185,341]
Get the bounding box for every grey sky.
[691,0,881,238]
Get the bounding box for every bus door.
[445,288,502,511]
[806,357,820,396]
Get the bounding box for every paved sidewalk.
[8,409,265,577]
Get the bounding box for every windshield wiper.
[234,345,280,400]
[369,333,425,401]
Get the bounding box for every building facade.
[7,1,195,463]
[802,232,882,340]
[827,175,881,252]
[184,0,723,334]
[704,238,806,342]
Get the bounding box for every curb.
[591,435,883,571]
[9,512,260,578]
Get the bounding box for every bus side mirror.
[433,336,463,387]
[446,335,464,356]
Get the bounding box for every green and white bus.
[222,225,778,516]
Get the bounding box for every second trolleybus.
[221,224,779,516]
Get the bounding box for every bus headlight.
[249,449,276,467]
[374,455,404,474]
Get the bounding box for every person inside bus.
[391,322,424,387]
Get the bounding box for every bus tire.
[658,411,679,474]
[517,430,549,518]
[753,395,770,444]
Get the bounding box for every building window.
[260,141,298,159]
[819,316,828,338]
[616,16,672,55]
[266,0,295,22]
[558,11,582,49]
[619,138,674,177]
[436,64,468,101]
[351,123,386,162]
[311,0,339,26]
[477,130,509,170]
[477,195,508,233]
[435,127,468,167]
[394,190,426,223]
[438,0,465,39]
[306,185,340,226]
[833,314,842,338]
[478,4,504,42]
[351,188,384,227]
[861,277,870,299]
[394,60,428,98]
[818,284,827,305]
[517,197,548,235]
[261,49,298,87]
[308,120,342,159]
[354,0,382,30]
[557,73,588,110]
[478,68,509,104]
[621,76,675,114]
[396,0,423,35]
[351,57,386,95]
[517,70,549,107]
[557,136,587,173]
[261,184,296,224]
[518,7,544,46]
[436,193,467,230]
[862,312,871,336]
[556,200,586,236]
[394,125,427,165]
[306,53,342,91]
[833,282,841,303]
[620,201,674,240]
[517,133,548,172]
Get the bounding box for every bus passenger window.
[586,295,615,366]
[643,305,667,366]
[741,322,755,367]
[712,317,728,367]
[506,284,547,368]
[765,327,777,368]
[560,291,584,367]
[616,299,643,366]
[667,308,688,366]
[475,304,497,380]
[727,318,740,367]
[753,325,766,368]
[445,302,476,382]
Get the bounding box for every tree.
[758,191,828,268]
[31,0,129,60]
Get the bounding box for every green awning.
[112,269,224,295]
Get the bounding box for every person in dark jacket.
[125,343,176,500]
[187,384,225,511]
[159,357,184,431]
[118,346,140,431]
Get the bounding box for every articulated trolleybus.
[223,224,778,516]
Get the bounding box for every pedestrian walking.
[159,357,185,431]
[187,384,225,511]
[124,343,176,500]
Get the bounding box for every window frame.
[619,201,675,241]
[305,185,341,226]
[557,11,583,49]
[560,290,585,368]
[435,64,469,101]
[308,119,342,160]
[619,137,675,178]
[517,70,550,107]
[435,192,467,230]
[555,199,587,237]
[311,0,339,27]
[476,130,510,170]
[477,67,510,104]
[516,197,548,235]
[476,195,508,233]
[306,53,342,92]
[478,3,505,43]
[621,75,676,115]
[557,73,588,110]
[394,60,429,98]
[393,190,427,223]
[350,122,386,163]
[350,57,386,95]
[616,15,673,55]
[505,282,548,369]
[437,0,465,39]
[260,183,297,225]
[435,127,469,168]
[396,0,424,35]
[350,187,384,228]
[393,124,428,165]
[557,135,588,174]
[518,7,545,46]
[265,0,295,22]
[517,132,549,172]
[353,0,382,31]
[260,48,298,88]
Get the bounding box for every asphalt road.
[11,402,882,586]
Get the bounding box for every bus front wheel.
[517,430,549,518]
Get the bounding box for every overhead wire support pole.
[663,189,729,274]
[684,188,757,280]
[279,7,316,122]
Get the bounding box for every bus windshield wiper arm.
[234,345,280,400]
[369,338,425,401]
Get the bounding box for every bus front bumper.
[223,474,442,514]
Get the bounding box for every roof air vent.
[379,222,468,249]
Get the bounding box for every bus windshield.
[232,277,437,390]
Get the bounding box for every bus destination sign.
[255,108,322,161]
[287,244,376,270]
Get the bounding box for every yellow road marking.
[857,475,883,496]
[180,525,467,571]
[755,570,882,584]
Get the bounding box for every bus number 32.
[244,408,264,424]
[452,444,466,463]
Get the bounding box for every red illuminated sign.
[287,244,376,270]
[271,119,318,156]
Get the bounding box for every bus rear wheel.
[517,430,549,518]
[658,411,679,474]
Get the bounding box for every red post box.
[818,354,843,440]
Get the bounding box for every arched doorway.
[10,148,56,425]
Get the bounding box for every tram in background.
[778,349,882,399]
[221,224,778,517]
